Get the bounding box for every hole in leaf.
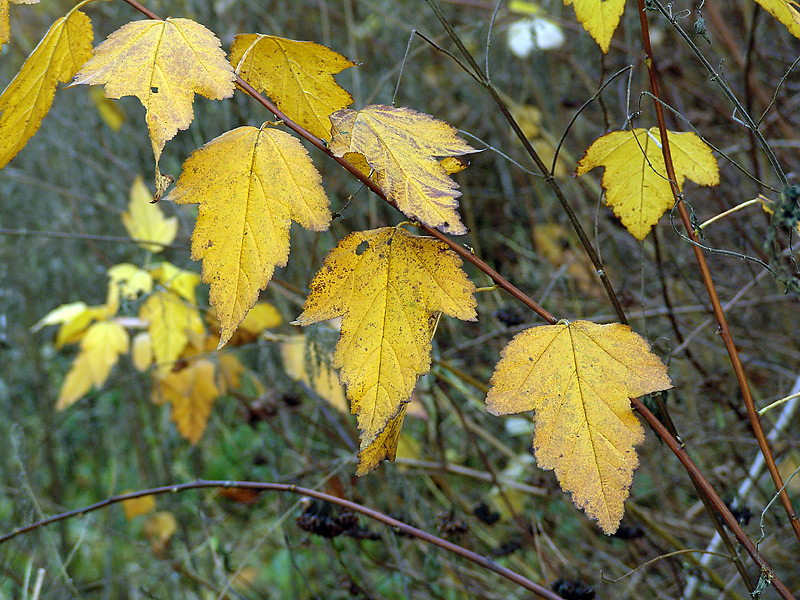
[151,87,159,94]
[355,240,369,255]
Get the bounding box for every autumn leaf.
[143,510,177,555]
[168,124,330,347]
[106,263,153,313]
[294,227,477,453]
[139,290,204,374]
[122,493,156,520]
[754,0,800,38]
[563,0,625,53]
[356,406,406,476]
[131,332,153,372]
[206,301,282,347]
[57,320,130,410]
[0,9,92,169]
[486,320,672,533]
[281,334,348,414]
[149,262,200,304]
[34,301,111,348]
[228,34,354,139]
[122,175,178,252]
[90,86,125,131]
[329,105,476,235]
[0,0,38,55]
[72,18,236,193]
[156,359,218,444]
[576,128,719,240]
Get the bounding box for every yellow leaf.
[57,320,129,410]
[217,351,245,392]
[0,0,39,53]
[576,128,719,240]
[143,510,177,554]
[149,262,201,304]
[240,302,282,335]
[121,493,156,520]
[106,263,153,313]
[139,290,203,374]
[90,86,125,131]
[356,406,406,476]
[329,105,476,235]
[294,227,477,451]
[486,320,672,533]
[158,359,218,444]
[122,175,178,252]
[563,0,625,53]
[34,302,110,348]
[168,124,330,347]
[0,10,92,168]
[754,0,800,38]
[72,18,235,167]
[228,34,354,140]
[32,301,87,332]
[131,331,153,372]
[280,334,348,414]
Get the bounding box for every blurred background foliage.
[1,0,800,598]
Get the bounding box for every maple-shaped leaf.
[563,0,625,53]
[754,0,800,38]
[329,105,476,235]
[357,406,406,476]
[168,124,330,347]
[294,227,477,452]
[0,0,38,55]
[486,320,672,533]
[139,290,204,374]
[228,34,354,140]
[0,9,92,169]
[281,334,348,414]
[576,128,719,240]
[149,262,201,303]
[72,17,236,191]
[156,359,218,444]
[122,175,178,252]
[56,320,130,410]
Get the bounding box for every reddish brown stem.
[635,0,800,551]
[632,399,794,599]
[0,480,564,600]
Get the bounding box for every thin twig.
[0,480,565,600]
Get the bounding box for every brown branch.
[636,0,800,565]
[0,480,564,600]
[632,399,795,600]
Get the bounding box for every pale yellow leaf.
[149,262,201,304]
[106,263,153,314]
[563,0,625,53]
[131,331,153,372]
[0,10,92,168]
[121,493,156,520]
[228,34,354,139]
[295,227,477,452]
[32,301,87,332]
[158,359,218,444]
[329,105,476,235]
[754,0,800,38]
[57,320,129,410]
[280,334,348,414]
[139,290,203,374]
[576,128,719,240]
[356,406,406,476]
[72,18,236,164]
[486,320,672,533]
[168,124,330,347]
[122,175,178,252]
[217,351,245,392]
